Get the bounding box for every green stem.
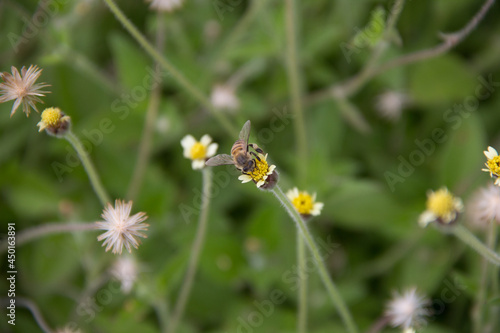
[167,167,213,333]
[64,130,111,206]
[154,297,170,333]
[127,13,165,201]
[0,223,96,255]
[284,2,310,331]
[101,0,237,136]
[297,232,307,333]
[271,185,358,333]
[486,223,499,332]
[473,221,496,333]
[451,224,500,266]
[17,298,52,333]
[285,0,307,182]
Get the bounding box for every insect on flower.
[206,120,264,174]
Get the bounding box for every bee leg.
[248,143,264,154]
[250,151,262,162]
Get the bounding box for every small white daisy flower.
[0,65,50,117]
[147,0,184,12]
[482,146,500,185]
[111,256,138,293]
[286,187,324,217]
[385,287,430,331]
[181,134,218,170]
[238,153,276,188]
[211,84,240,112]
[96,200,149,255]
[375,91,408,121]
[418,187,463,227]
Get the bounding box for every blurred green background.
[1,0,500,332]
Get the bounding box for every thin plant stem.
[101,0,237,136]
[271,185,358,333]
[0,223,96,254]
[285,0,307,182]
[65,130,111,206]
[489,223,500,332]
[472,221,495,333]
[17,297,52,333]
[127,13,166,201]
[154,297,170,333]
[309,0,494,104]
[167,167,213,333]
[61,46,123,95]
[450,224,500,266]
[213,0,268,62]
[334,0,406,99]
[297,231,307,333]
[285,1,310,331]
[473,221,497,333]
[364,316,391,333]
[372,0,495,77]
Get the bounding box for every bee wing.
[206,154,235,166]
[239,120,251,144]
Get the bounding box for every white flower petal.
[256,180,265,188]
[192,159,205,170]
[418,210,436,228]
[485,146,498,160]
[311,202,324,216]
[206,143,218,157]
[181,135,196,157]
[286,187,298,201]
[238,174,252,183]
[200,134,212,146]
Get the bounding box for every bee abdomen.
[231,140,245,156]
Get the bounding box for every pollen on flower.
[37,107,71,136]
[427,188,455,218]
[190,142,207,160]
[286,187,324,217]
[41,107,61,126]
[419,187,463,227]
[248,155,270,183]
[237,153,277,189]
[292,193,314,215]
[486,156,500,175]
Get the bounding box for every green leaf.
[409,55,476,105]
[437,113,486,190]
[108,33,151,90]
[351,6,386,48]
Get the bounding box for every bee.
[206,120,264,174]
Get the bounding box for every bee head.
[242,159,255,173]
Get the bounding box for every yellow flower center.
[427,189,455,218]
[41,107,63,126]
[190,142,206,160]
[248,156,270,182]
[486,156,500,175]
[292,192,314,215]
